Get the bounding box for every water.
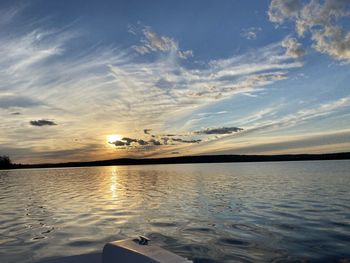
[0,161,349,263]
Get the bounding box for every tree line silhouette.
[0,155,12,169]
[1,152,349,170]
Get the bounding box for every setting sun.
[107,134,122,144]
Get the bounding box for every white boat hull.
[38,237,192,263]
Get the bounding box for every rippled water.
[0,161,349,263]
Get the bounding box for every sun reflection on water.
[110,167,118,199]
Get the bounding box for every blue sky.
[0,0,350,163]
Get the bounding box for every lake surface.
[0,161,349,263]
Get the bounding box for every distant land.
[3,152,350,170]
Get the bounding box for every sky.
[0,0,350,164]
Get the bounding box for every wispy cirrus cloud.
[0,95,43,109]
[178,97,350,156]
[0,17,307,160]
[0,20,303,123]
[241,27,262,40]
[133,27,193,59]
[209,129,350,155]
[214,96,350,143]
[0,4,25,25]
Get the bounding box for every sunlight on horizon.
[107,134,122,145]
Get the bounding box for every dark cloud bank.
[110,126,243,149]
[194,127,243,135]
[30,119,57,127]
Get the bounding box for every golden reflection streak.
[110,167,118,199]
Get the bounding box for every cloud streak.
[30,119,57,126]
[0,18,307,161]
[0,95,42,109]
[0,20,303,132]
[181,97,350,156]
[133,27,193,59]
[171,138,201,144]
[194,127,243,135]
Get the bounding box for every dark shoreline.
[3,152,350,170]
